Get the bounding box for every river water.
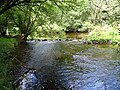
[14,41,120,90]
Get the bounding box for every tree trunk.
[0,27,6,36]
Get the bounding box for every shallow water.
[14,41,120,90]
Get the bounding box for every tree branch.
[8,12,19,27]
[0,0,47,15]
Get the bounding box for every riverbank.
[86,25,120,45]
[0,38,17,89]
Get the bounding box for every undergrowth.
[0,38,17,90]
[87,25,120,45]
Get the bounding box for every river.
[13,40,120,90]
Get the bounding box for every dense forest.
[0,0,120,89]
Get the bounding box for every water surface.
[14,41,120,90]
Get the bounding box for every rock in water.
[19,70,38,90]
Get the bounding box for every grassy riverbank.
[0,38,17,89]
[87,25,120,45]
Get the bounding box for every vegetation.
[87,25,120,45]
[0,38,17,89]
[0,0,120,89]
[0,0,120,44]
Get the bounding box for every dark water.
[14,41,120,90]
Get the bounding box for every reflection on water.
[15,41,120,90]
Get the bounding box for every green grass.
[0,38,17,90]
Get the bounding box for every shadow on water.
[13,41,120,90]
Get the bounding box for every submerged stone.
[19,70,38,90]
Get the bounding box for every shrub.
[87,25,120,44]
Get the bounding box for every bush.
[78,21,94,32]
[87,25,120,44]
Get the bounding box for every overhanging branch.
[0,0,47,15]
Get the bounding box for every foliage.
[0,38,17,89]
[79,21,94,32]
[0,0,120,89]
[0,0,48,15]
[0,13,8,36]
[88,0,120,25]
[0,0,120,43]
[0,0,78,40]
[28,22,66,39]
[62,0,91,32]
[8,6,38,41]
[87,25,120,44]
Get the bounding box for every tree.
[5,0,79,40]
[0,13,8,36]
[88,0,120,25]
[8,6,38,42]
[0,0,79,15]
[0,0,47,15]
[61,0,91,32]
